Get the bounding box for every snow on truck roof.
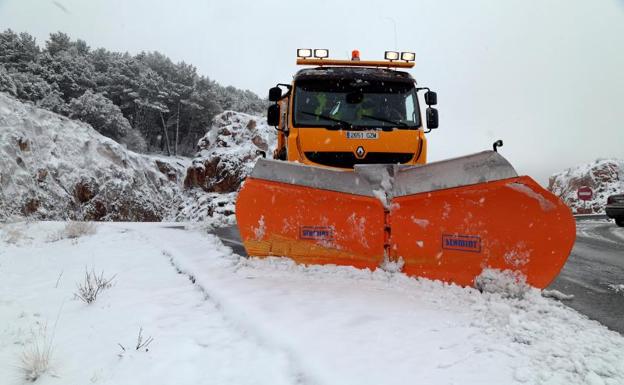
[294,67,416,83]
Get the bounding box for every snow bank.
[0,93,189,221]
[549,159,624,214]
[474,268,530,299]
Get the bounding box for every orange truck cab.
[266,51,439,169]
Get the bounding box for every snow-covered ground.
[1,222,623,385]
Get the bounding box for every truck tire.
[616,218,624,227]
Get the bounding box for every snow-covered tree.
[10,71,55,102]
[69,91,131,140]
[119,126,147,153]
[36,89,68,115]
[0,29,268,155]
[68,90,146,152]
[0,30,39,71]
[0,65,17,96]
[37,52,96,101]
[45,32,71,56]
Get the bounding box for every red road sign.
[577,186,593,201]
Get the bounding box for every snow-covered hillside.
[549,159,624,214]
[0,93,189,221]
[0,93,272,223]
[1,221,623,385]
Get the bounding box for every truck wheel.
[616,218,624,227]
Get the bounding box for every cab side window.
[404,93,415,123]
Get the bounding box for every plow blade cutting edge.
[235,151,576,288]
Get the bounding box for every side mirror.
[426,107,439,129]
[267,104,280,126]
[424,91,437,106]
[268,87,282,102]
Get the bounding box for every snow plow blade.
[235,151,576,288]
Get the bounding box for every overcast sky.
[1,0,623,185]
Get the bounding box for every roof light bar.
[314,49,329,58]
[385,51,400,61]
[401,51,416,62]
[297,48,312,58]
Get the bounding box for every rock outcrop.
[184,110,274,193]
[548,159,624,214]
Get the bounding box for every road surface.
[211,219,624,334]
[548,219,624,334]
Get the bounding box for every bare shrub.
[74,268,116,304]
[20,324,54,382]
[3,227,25,244]
[48,221,96,242]
[62,221,96,239]
[1,220,33,245]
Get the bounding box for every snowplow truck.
[236,49,575,288]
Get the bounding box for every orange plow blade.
[236,164,385,269]
[390,177,576,288]
[235,151,576,288]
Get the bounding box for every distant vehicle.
[606,194,624,227]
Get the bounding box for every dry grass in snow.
[19,323,56,382]
[74,268,116,304]
[49,221,96,242]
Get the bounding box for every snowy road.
[548,219,624,334]
[2,222,624,385]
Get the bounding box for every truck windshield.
[293,79,420,129]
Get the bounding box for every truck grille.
[304,152,414,168]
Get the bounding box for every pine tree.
[0,29,268,156]
[69,90,131,141]
[0,65,17,96]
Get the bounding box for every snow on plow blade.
[235,151,576,288]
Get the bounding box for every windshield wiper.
[300,111,352,129]
[361,114,408,128]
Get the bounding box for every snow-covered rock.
[184,110,275,193]
[0,93,188,221]
[173,111,275,224]
[548,159,624,214]
[172,190,237,225]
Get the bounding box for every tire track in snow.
[160,248,316,385]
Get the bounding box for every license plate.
[346,131,379,139]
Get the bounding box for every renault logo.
[355,146,366,159]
